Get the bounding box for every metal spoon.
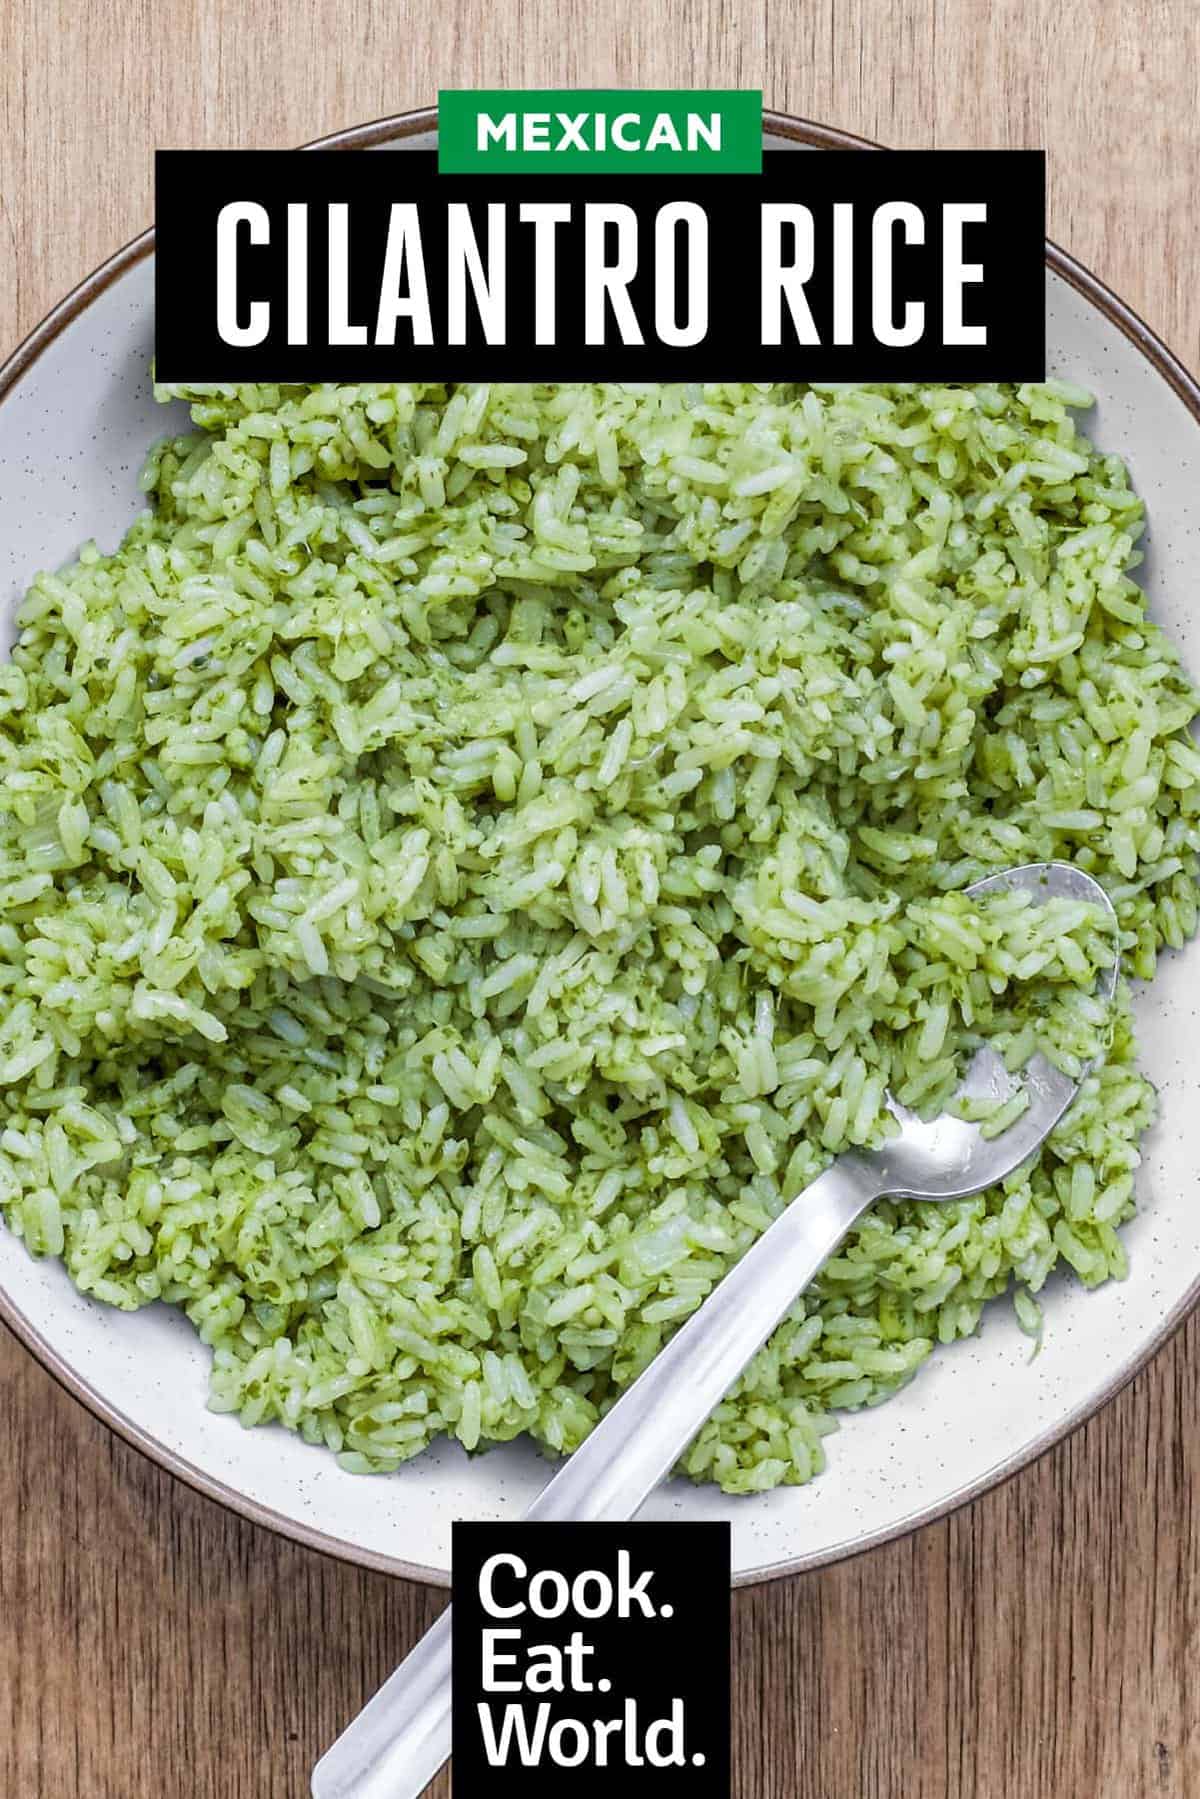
[311,860,1117,1799]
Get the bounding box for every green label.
[437,89,762,174]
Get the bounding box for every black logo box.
[452,1520,731,1792]
[155,148,1045,381]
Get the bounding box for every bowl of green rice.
[1,111,1199,1585]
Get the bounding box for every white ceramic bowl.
[2,112,1199,1586]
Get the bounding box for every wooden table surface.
[2,2,1199,1793]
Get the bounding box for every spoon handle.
[526,1154,880,1523]
[311,1156,881,1799]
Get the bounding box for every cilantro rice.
[1,379,1198,1495]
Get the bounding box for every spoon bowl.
[863,860,1118,1201]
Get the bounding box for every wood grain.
[2,2,1199,1792]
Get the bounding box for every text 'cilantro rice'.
[0,380,1197,1493]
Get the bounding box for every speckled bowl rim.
[2,106,1199,1590]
